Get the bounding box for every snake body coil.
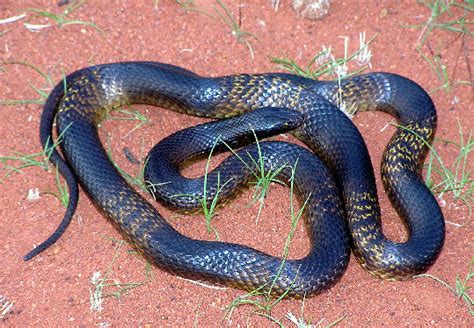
[25,61,445,297]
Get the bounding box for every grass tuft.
[41,167,70,208]
[176,0,214,17]
[271,32,375,118]
[0,122,70,180]
[224,162,312,324]
[25,0,105,35]
[107,107,151,139]
[222,129,289,223]
[286,310,346,328]
[89,241,153,312]
[272,32,376,81]
[411,0,473,49]
[406,0,473,93]
[393,121,473,221]
[0,120,74,211]
[176,0,258,58]
[213,0,259,59]
[422,121,473,219]
[416,257,473,316]
[199,137,233,240]
[0,61,57,106]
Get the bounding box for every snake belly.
[25,61,445,297]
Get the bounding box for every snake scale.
[24,61,445,298]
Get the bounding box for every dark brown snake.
[24,62,445,298]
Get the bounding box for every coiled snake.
[24,62,445,298]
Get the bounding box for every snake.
[24,61,445,298]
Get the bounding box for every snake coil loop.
[24,62,444,297]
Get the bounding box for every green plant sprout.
[272,32,376,81]
[107,108,151,139]
[213,0,259,59]
[0,122,72,183]
[0,61,57,106]
[390,122,472,220]
[221,129,290,223]
[25,0,105,35]
[41,167,70,208]
[176,0,215,17]
[412,0,473,48]
[199,137,233,240]
[416,257,473,315]
[89,241,153,311]
[225,162,312,324]
[406,0,473,93]
[175,0,258,58]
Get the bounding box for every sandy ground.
[0,1,472,327]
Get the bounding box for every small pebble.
[27,188,40,201]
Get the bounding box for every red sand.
[1,1,472,326]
